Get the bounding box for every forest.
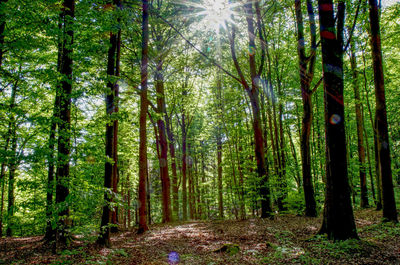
[0,0,400,264]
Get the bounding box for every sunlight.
[196,0,233,33]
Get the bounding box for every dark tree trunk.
[54,0,75,247]
[294,0,317,217]
[368,0,398,222]
[98,0,121,246]
[349,39,369,208]
[181,113,188,220]
[44,92,60,241]
[0,81,16,237]
[165,114,179,219]
[138,0,149,234]
[6,113,17,237]
[0,0,7,68]
[317,0,358,240]
[155,59,172,223]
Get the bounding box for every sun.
[196,0,233,33]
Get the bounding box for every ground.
[1,209,399,264]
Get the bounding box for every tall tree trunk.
[228,0,272,217]
[317,0,358,240]
[44,92,60,241]
[294,0,317,217]
[98,0,121,246]
[217,77,224,219]
[155,59,172,223]
[137,0,149,234]
[6,131,17,237]
[349,39,369,208]
[165,114,179,219]
[55,0,75,247]
[0,0,7,68]
[181,113,188,220]
[368,0,398,222]
[0,80,16,237]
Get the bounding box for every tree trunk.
[181,113,188,220]
[98,0,121,246]
[217,78,224,219]
[165,113,179,219]
[317,0,358,240]
[6,120,17,237]
[368,0,398,222]
[155,59,172,223]
[349,39,369,208]
[0,0,7,68]
[55,0,75,247]
[0,80,16,237]
[137,0,149,234]
[294,0,317,217]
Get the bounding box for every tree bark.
[294,0,317,217]
[349,39,369,208]
[98,0,121,246]
[0,0,7,68]
[181,113,188,220]
[137,0,149,234]
[155,59,172,223]
[317,0,358,240]
[55,0,75,246]
[368,0,398,222]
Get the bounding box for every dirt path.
[1,209,399,264]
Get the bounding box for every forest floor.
[1,209,399,264]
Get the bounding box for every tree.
[368,0,398,222]
[294,0,318,217]
[54,0,75,247]
[349,37,369,208]
[98,0,122,247]
[227,0,272,218]
[317,0,358,240]
[138,0,149,234]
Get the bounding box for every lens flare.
[168,251,180,264]
[329,114,341,125]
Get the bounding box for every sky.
[382,0,400,7]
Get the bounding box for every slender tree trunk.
[137,0,149,234]
[98,0,121,246]
[165,114,178,219]
[317,0,358,240]
[0,80,16,237]
[368,0,398,222]
[295,0,317,217]
[217,78,224,219]
[155,58,172,223]
[54,0,75,247]
[6,122,17,237]
[349,39,369,208]
[181,113,188,220]
[0,0,7,68]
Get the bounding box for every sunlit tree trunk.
[228,0,271,218]
[368,0,398,222]
[138,0,149,234]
